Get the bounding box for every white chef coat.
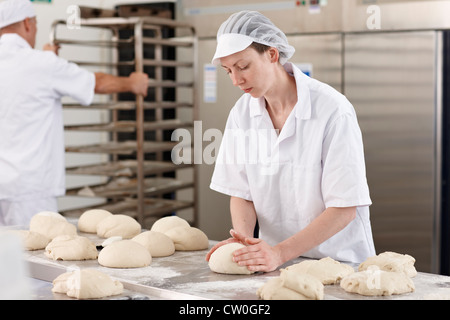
[210,62,375,263]
[0,34,95,202]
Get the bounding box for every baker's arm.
[205,196,257,261]
[275,206,356,264]
[229,196,257,238]
[94,72,149,97]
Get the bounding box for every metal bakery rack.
[50,12,198,228]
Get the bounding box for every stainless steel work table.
[24,234,450,300]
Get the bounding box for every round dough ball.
[209,242,254,275]
[29,214,77,240]
[150,216,190,234]
[35,211,66,221]
[78,209,112,233]
[101,236,122,247]
[340,267,415,296]
[98,240,151,268]
[8,230,50,251]
[96,214,141,239]
[44,235,98,261]
[165,226,208,251]
[52,269,123,299]
[132,231,175,257]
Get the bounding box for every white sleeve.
[49,54,95,106]
[321,112,372,208]
[209,109,253,201]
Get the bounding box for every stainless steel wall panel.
[177,0,344,38]
[344,0,450,32]
[344,31,438,272]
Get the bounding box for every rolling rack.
[50,13,198,228]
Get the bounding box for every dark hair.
[250,42,271,54]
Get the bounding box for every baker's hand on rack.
[129,72,149,97]
[230,229,282,273]
[43,43,60,55]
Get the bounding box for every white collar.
[0,33,32,49]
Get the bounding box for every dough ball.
[101,236,122,247]
[340,267,415,296]
[78,209,112,233]
[132,231,175,257]
[358,251,417,278]
[29,214,77,240]
[52,269,123,299]
[150,215,190,234]
[96,214,141,239]
[8,230,50,251]
[44,235,98,261]
[257,269,324,300]
[35,211,66,221]
[284,257,354,284]
[209,242,254,275]
[165,226,208,251]
[98,240,151,268]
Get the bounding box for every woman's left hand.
[230,229,282,273]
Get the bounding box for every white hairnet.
[212,11,295,65]
[0,0,36,29]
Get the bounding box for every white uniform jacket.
[210,62,375,263]
[0,34,95,201]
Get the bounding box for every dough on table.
[257,269,324,300]
[98,240,151,268]
[52,269,123,299]
[132,230,175,257]
[29,212,77,240]
[34,211,66,221]
[78,209,112,233]
[340,267,415,296]
[44,235,98,261]
[164,226,208,251]
[358,251,417,278]
[96,214,141,239]
[150,215,190,234]
[8,230,50,250]
[284,257,354,284]
[101,236,122,247]
[209,242,254,275]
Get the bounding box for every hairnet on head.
[0,0,36,29]
[212,11,295,65]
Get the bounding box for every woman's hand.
[230,229,283,273]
